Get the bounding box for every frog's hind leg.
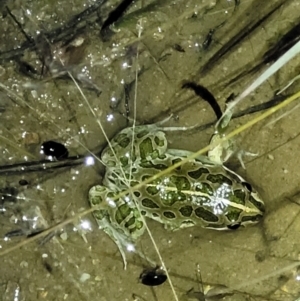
[89,185,156,269]
[89,185,135,269]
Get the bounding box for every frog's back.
[134,157,264,230]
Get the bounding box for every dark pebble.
[139,267,167,286]
[41,140,68,160]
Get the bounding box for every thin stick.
[218,39,300,130]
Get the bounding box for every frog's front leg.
[209,112,257,167]
[207,132,234,165]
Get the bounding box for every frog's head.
[194,166,265,231]
[223,180,265,230]
[209,169,265,231]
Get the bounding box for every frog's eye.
[242,182,252,192]
[227,223,241,230]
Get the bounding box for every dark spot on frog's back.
[146,183,159,195]
[124,216,135,227]
[195,182,213,195]
[141,198,159,209]
[179,205,193,217]
[229,189,246,205]
[163,211,176,219]
[170,175,191,190]
[93,209,108,221]
[226,208,242,223]
[172,158,183,170]
[136,130,149,138]
[139,137,154,159]
[119,156,128,167]
[152,163,168,170]
[194,207,219,222]
[115,134,130,148]
[188,168,209,179]
[133,191,141,197]
[140,161,167,170]
[154,136,165,146]
[115,204,131,224]
[206,174,232,185]
[142,175,151,181]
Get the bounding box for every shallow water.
[1,0,300,300]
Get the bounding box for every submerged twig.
[5,6,34,44]
[0,0,108,62]
[0,93,286,177]
[199,1,284,75]
[100,0,136,40]
[227,20,300,86]
[182,82,222,120]
[217,39,300,131]
[0,155,85,176]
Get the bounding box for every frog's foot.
[208,132,258,168]
[100,219,135,269]
[236,150,258,169]
[100,220,157,269]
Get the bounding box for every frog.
[88,120,264,268]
